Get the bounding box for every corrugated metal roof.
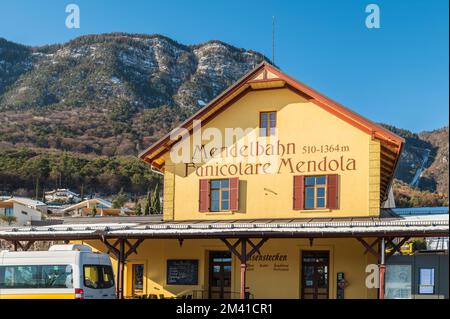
[389,207,449,215]
[0,213,447,240]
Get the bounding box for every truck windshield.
[83,265,114,289]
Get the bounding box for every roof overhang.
[0,216,447,241]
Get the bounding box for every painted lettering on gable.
[185,141,357,177]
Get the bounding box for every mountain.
[0,33,448,204]
[0,33,267,155]
[419,127,449,195]
[381,125,449,196]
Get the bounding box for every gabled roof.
[139,62,404,200]
[45,189,79,196]
[62,198,113,213]
[0,202,14,209]
[4,197,47,208]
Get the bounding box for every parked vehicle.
[0,244,116,299]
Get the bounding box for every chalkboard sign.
[166,260,199,285]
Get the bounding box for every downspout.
[150,162,165,217]
[379,237,386,299]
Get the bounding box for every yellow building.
[1,63,448,299]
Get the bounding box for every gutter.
[150,162,164,176]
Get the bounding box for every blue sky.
[0,0,448,132]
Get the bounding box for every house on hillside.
[3,197,48,215]
[0,199,42,225]
[61,198,131,217]
[44,188,81,204]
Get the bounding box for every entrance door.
[209,251,232,299]
[301,251,329,299]
[131,264,144,296]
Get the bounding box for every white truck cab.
[0,244,116,299]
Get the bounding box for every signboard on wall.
[419,268,435,294]
[247,251,290,272]
[166,260,199,285]
[385,265,412,299]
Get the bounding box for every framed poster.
[385,264,412,299]
[166,260,199,285]
[419,268,435,294]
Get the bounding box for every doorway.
[301,251,330,299]
[131,264,144,296]
[209,251,232,299]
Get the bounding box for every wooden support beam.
[221,238,269,299]
[124,238,145,259]
[380,166,393,176]
[240,238,247,300]
[101,237,121,298]
[23,241,35,251]
[101,237,145,299]
[118,239,125,299]
[380,146,398,160]
[10,240,35,251]
[380,151,397,163]
[363,238,380,255]
[380,155,396,167]
[221,238,242,260]
[356,238,380,263]
[101,237,120,258]
[16,241,24,251]
[246,238,269,260]
[386,237,410,260]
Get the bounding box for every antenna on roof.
[272,16,275,64]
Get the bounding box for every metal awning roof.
[0,213,447,241]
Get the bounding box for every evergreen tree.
[35,176,40,201]
[112,188,128,208]
[150,184,161,214]
[144,191,150,216]
[135,202,142,216]
[91,205,97,217]
[80,184,84,201]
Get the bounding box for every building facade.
[83,63,445,299]
[44,189,81,204]
[0,63,447,299]
[0,200,42,226]
[111,62,402,299]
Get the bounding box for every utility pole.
[35,176,39,200]
[272,16,275,64]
